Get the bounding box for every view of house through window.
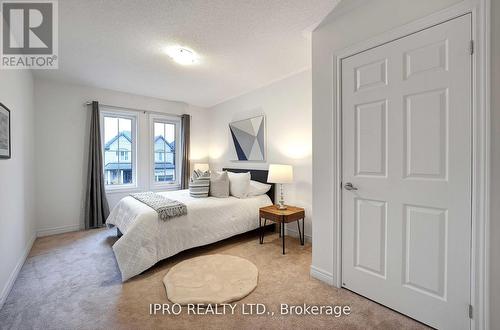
[103,115,134,186]
[101,111,179,189]
[154,121,176,183]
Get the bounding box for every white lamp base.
[276,203,287,210]
[276,184,287,210]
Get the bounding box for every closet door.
[341,14,472,330]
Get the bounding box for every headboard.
[222,168,275,204]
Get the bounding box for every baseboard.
[0,232,36,310]
[285,227,312,243]
[310,265,334,286]
[36,224,81,237]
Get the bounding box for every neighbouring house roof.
[104,131,175,151]
[104,163,132,171]
[104,131,131,150]
[154,135,175,151]
[153,163,176,170]
[104,163,175,171]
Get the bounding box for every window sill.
[150,184,181,192]
[105,186,141,195]
[105,185,182,195]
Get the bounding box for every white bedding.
[106,189,272,281]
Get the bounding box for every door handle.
[344,182,358,191]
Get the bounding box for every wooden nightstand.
[259,205,305,254]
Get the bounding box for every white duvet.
[106,189,272,281]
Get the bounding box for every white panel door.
[341,15,471,330]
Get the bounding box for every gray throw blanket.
[130,192,187,220]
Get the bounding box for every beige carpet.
[164,254,258,304]
[0,228,429,330]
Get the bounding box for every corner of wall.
[0,230,36,310]
[310,265,335,286]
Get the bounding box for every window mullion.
[117,117,121,185]
[174,123,177,183]
[173,123,176,182]
[163,123,167,181]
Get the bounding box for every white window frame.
[149,114,182,190]
[100,109,138,192]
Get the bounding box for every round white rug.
[163,254,258,305]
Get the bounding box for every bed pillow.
[210,171,230,198]
[189,170,210,198]
[227,172,251,198]
[248,180,272,197]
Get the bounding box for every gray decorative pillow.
[209,171,229,198]
[189,170,210,198]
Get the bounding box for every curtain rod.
[84,102,182,117]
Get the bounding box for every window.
[151,116,181,186]
[99,109,183,192]
[119,150,129,161]
[101,111,136,188]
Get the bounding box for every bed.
[106,169,274,281]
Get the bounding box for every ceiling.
[33,0,340,107]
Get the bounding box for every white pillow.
[209,171,230,198]
[227,172,251,198]
[248,180,272,197]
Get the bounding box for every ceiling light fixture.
[164,46,199,65]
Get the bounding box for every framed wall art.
[0,103,11,159]
[229,115,265,161]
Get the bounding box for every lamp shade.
[193,163,209,172]
[267,164,293,184]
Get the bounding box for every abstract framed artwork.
[0,103,11,159]
[229,115,265,161]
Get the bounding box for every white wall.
[34,79,210,236]
[490,0,500,327]
[208,70,312,240]
[311,0,462,283]
[0,70,36,308]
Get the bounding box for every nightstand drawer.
[259,210,283,222]
[282,211,305,223]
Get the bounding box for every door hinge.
[470,40,474,55]
[468,304,473,319]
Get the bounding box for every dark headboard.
[223,168,275,204]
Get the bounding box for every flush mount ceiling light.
[164,46,199,65]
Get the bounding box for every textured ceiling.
[33,0,340,107]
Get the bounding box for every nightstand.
[259,205,305,254]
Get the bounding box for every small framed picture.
[0,103,11,159]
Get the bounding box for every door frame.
[331,1,490,329]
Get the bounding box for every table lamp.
[267,164,293,210]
